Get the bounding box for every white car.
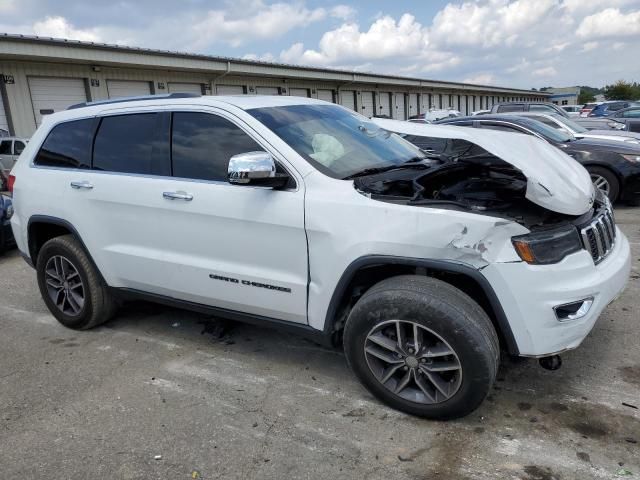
[9,95,631,419]
[505,112,640,144]
[412,109,462,122]
[561,105,582,117]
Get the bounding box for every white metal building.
[0,34,548,137]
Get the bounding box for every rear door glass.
[93,113,169,175]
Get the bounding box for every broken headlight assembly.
[511,225,582,265]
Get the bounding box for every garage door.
[393,93,406,120]
[378,93,391,117]
[256,86,280,95]
[317,89,334,103]
[289,88,309,97]
[216,85,244,95]
[340,90,356,111]
[0,93,8,133]
[168,82,203,95]
[107,80,151,99]
[358,91,374,117]
[460,95,468,115]
[408,94,418,117]
[28,77,88,127]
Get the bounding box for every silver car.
[502,112,640,145]
[0,137,28,176]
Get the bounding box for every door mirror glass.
[227,151,290,188]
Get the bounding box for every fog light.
[554,297,594,322]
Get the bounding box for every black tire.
[587,166,619,202]
[36,234,117,329]
[343,275,499,419]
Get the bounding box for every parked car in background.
[588,101,640,117]
[561,105,581,117]
[574,116,629,131]
[605,106,640,133]
[0,137,28,177]
[489,102,570,118]
[435,114,640,205]
[410,109,461,122]
[471,109,490,116]
[9,94,631,419]
[580,103,600,117]
[0,193,15,254]
[502,112,640,144]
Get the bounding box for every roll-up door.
[393,93,406,120]
[378,93,391,117]
[216,85,244,95]
[340,90,356,111]
[168,82,203,95]
[461,95,468,115]
[289,88,309,97]
[256,86,280,95]
[317,89,334,103]
[0,93,8,133]
[107,80,151,99]
[360,91,374,117]
[408,94,418,117]
[28,77,88,127]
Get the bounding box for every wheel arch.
[324,256,519,355]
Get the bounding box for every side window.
[530,104,555,113]
[496,104,524,113]
[171,112,264,182]
[13,141,26,155]
[532,116,561,129]
[608,103,624,112]
[0,140,10,155]
[34,119,94,168]
[622,109,640,118]
[93,113,169,175]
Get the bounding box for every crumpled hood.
[372,118,595,216]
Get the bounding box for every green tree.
[604,80,638,100]
[578,91,595,104]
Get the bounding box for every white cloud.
[582,41,599,52]
[278,14,428,66]
[242,52,276,62]
[33,16,101,42]
[190,2,327,48]
[330,5,356,20]
[577,8,640,38]
[463,74,495,85]
[532,66,557,77]
[562,0,636,14]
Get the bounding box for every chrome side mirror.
[227,151,290,188]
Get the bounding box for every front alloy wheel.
[364,320,462,404]
[590,173,610,198]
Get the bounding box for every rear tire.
[36,234,117,329]
[343,275,499,419]
[587,166,619,202]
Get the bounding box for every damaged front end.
[355,127,604,267]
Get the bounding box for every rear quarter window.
[34,119,95,169]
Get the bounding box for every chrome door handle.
[70,181,93,190]
[163,191,193,201]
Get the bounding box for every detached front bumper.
[481,228,631,357]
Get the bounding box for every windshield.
[516,117,575,142]
[247,104,427,179]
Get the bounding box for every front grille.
[580,206,616,264]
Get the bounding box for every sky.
[1,0,639,89]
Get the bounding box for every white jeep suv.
[9,94,631,419]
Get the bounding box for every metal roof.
[0,33,547,96]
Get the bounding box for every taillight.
[8,174,15,193]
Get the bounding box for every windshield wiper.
[343,157,430,180]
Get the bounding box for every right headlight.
[511,225,582,265]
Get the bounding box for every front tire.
[36,235,116,329]
[343,275,499,419]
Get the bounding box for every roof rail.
[67,92,201,110]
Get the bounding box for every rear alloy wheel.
[37,234,117,329]
[344,275,499,419]
[588,166,619,202]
